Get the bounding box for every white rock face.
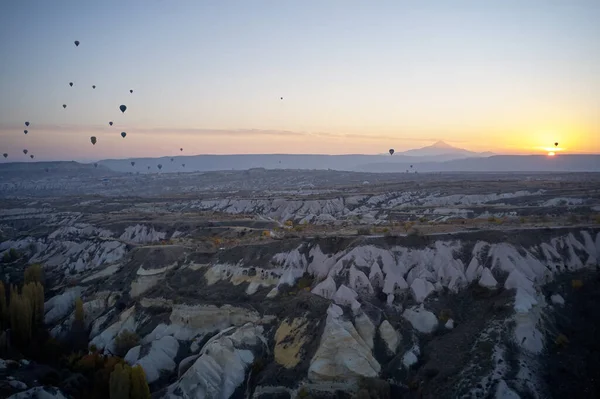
[119,224,166,243]
[165,323,264,399]
[410,278,436,302]
[445,319,454,329]
[308,305,380,382]
[125,335,179,383]
[550,294,565,306]
[495,380,521,399]
[354,312,376,350]
[402,351,418,369]
[89,306,137,354]
[378,320,400,354]
[403,307,438,334]
[479,268,498,289]
[44,287,84,324]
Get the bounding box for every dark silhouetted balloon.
[130,89,133,94]
[147,166,150,170]
[182,163,185,167]
[119,105,127,113]
[131,161,135,166]
[69,82,73,87]
[90,136,97,145]
[170,158,174,162]
[24,130,28,134]
[92,85,96,89]
[94,163,98,168]
[74,40,80,47]
[30,155,34,159]
[554,142,558,147]
[3,153,7,158]
[410,165,413,168]
[157,164,162,170]
[63,104,67,109]
[25,121,29,127]
[280,97,283,100]
[23,149,28,155]
[180,148,183,151]
[109,121,113,126]
[121,132,126,138]
[389,149,394,155]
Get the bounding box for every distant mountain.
[358,154,600,173]
[398,141,495,159]
[93,153,600,174]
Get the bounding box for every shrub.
[0,282,7,330]
[403,222,414,232]
[24,264,44,285]
[74,297,85,325]
[571,279,583,289]
[357,227,371,235]
[2,248,20,263]
[109,363,131,399]
[114,330,140,356]
[130,365,151,399]
[296,273,314,290]
[487,216,496,223]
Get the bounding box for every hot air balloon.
[131,161,135,167]
[119,105,127,113]
[109,121,113,126]
[182,163,185,167]
[389,149,394,155]
[147,166,150,170]
[74,40,80,47]
[24,130,28,134]
[90,136,97,145]
[180,148,183,151]
[410,165,413,168]
[30,155,34,159]
[121,132,126,138]
[157,164,162,170]
[63,104,67,109]
[92,85,96,89]
[170,158,174,162]
[554,142,559,147]
[25,122,29,127]
[23,149,28,155]
[3,153,7,158]
[130,89,133,94]
[94,163,98,168]
[69,82,73,87]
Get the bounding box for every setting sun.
[548,152,556,157]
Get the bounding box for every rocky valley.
[1,166,600,399]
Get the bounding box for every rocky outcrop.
[125,336,179,383]
[308,305,380,382]
[165,323,265,399]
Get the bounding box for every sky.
[0,0,599,161]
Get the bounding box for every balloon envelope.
[157,164,162,170]
[30,155,34,159]
[3,153,7,158]
[130,89,133,93]
[90,136,97,145]
[23,149,28,154]
[109,121,113,126]
[74,40,80,46]
[69,82,73,87]
[92,85,96,89]
[554,142,559,147]
[131,161,135,166]
[389,149,394,155]
[24,130,28,134]
[25,122,29,127]
[121,132,126,138]
[63,104,67,109]
[119,105,127,113]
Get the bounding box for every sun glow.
[548,151,556,157]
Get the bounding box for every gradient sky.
[1,0,599,161]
